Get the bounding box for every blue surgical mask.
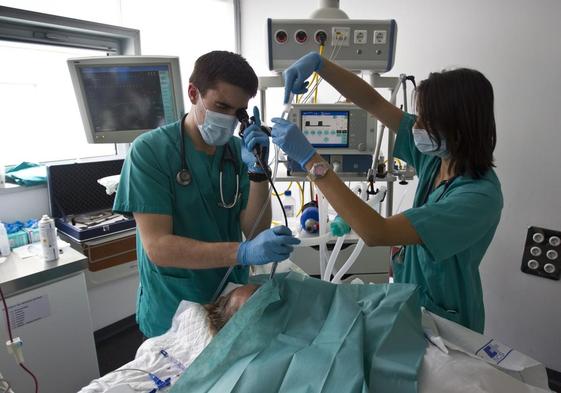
[412,128,448,157]
[194,94,238,146]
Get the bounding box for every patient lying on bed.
[203,284,260,335]
[80,273,552,393]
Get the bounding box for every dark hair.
[415,68,496,179]
[189,50,258,97]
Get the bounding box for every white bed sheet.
[80,298,552,393]
[79,301,213,393]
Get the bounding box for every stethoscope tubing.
[177,114,240,209]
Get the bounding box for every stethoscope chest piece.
[176,114,240,208]
[176,169,192,186]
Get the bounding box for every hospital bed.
[79,273,552,393]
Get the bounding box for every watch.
[307,161,331,181]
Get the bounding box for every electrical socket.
[332,27,350,47]
[354,29,368,44]
[521,226,561,280]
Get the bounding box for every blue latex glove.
[237,226,300,266]
[271,117,316,167]
[241,106,270,174]
[283,52,324,104]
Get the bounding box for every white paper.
[5,294,51,329]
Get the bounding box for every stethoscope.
[176,113,241,209]
[420,168,458,206]
[392,167,458,264]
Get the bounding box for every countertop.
[0,245,88,297]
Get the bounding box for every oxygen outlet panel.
[267,18,397,72]
[521,226,561,280]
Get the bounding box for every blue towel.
[6,162,47,186]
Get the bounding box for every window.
[0,2,240,166]
[0,41,116,164]
[0,6,140,165]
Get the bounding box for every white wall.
[240,0,561,371]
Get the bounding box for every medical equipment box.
[8,231,28,249]
[47,159,135,242]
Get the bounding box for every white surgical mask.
[194,93,238,146]
[412,128,448,157]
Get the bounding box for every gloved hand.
[237,226,300,265]
[283,52,324,104]
[271,117,316,167]
[241,106,270,174]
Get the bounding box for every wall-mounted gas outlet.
[267,19,397,72]
[332,26,350,46]
[521,226,561,280]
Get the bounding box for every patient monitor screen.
[301,111,349,148]
[79,65,177,132]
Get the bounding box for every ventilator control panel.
[267,18,397,72]
[287,103,376,155]
[284,104,377,177]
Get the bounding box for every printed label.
[475,339,513,365]
[4,295,51,330]
[285,205,295,218]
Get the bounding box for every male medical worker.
[114,51,299,338]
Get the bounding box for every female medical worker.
[271,52,503,333]
[114,51,299,338]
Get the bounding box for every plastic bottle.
[283,190,296,218]
[0,222,10,257]
[39,215,59,261]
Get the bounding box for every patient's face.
[227,284,260,315]
[204,284,260,334]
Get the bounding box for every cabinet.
[0,272,99,392]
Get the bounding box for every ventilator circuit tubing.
[317,189,330,278]
[323,235,345,281]
[289,76,404,284]
[330,186,386,283]
[321,77,402,285]
[330,239,365,284]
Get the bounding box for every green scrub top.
[113,119,250,338]
[392,113,503,333]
